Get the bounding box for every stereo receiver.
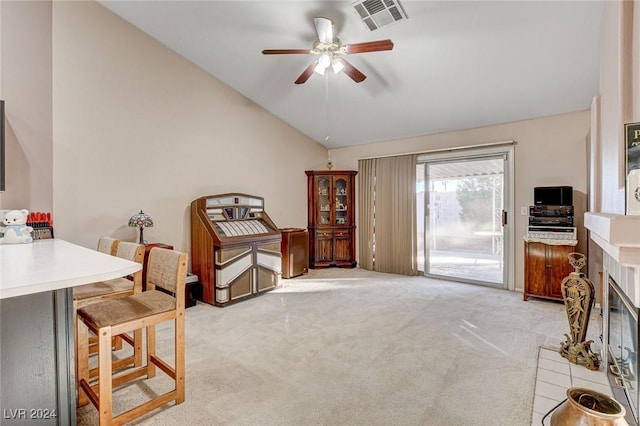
[527,226,577,240]
[529,205,574,217]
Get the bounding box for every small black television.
[534,186,573,206]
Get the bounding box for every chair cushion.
[73,277,133,300]
[78,290,176,328]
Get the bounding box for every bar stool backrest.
[97,237,119,256]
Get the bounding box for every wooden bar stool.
[76,247,188,425]
[73,241,145,386]
[96,236,119,256]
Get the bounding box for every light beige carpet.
[77,268,602,425]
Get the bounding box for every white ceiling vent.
[351,0,407,31]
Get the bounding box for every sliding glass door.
[417,153,510,287]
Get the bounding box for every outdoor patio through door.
[417,154,508,287]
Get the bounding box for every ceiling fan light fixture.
[331,58,345,74]
[314,53,333,75]
[314,62,327,76]
[318,53,331,68]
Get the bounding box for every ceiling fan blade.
[262,49,311,55]
[341,59,366,83]
[344,39,394,54]
[295,61,318,85]
[314,17,334,44]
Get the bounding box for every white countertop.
[0,238,142,299]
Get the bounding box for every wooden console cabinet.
[306,170,357,269]
[280,228,309,278]
[524,241,575,301]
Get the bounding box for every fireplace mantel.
[584,212,640,268]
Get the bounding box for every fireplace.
[584,212,640,425]
[607,276,639,425]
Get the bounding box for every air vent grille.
[351,0,407,31]
[364,0,385,15]
[388,6,403,21]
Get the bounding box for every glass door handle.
[501,210,507,226]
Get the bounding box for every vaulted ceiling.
[99,0,604,149]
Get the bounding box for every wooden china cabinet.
[306,170,357,268]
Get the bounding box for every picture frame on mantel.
[626,121,640,215]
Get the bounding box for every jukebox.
[190,193,282,306]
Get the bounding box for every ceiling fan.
[262,17,394,84]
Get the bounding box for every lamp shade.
[128,210,153,229]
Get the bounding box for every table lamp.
[128,210,153,245]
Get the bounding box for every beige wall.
[636,1,640,118]
[586,0,640,288]
[0,0,53,211]
[48,1,326,255]
[596,0,640,213]
[5,0,631,293]
[331,111,591,292]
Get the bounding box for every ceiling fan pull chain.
[325,73,333,169]
[326,72,330,145]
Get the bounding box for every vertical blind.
[358,154,418,275]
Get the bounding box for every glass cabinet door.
[317,177,331,226]
[334,177,348,225]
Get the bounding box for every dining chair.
[76,247,188,425]
[73,241,145,385]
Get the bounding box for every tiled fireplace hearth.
[585,212,640,424]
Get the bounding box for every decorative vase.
[559,252,600,371]
[551,387,628,425]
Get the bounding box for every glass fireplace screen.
[608,277,639,425]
